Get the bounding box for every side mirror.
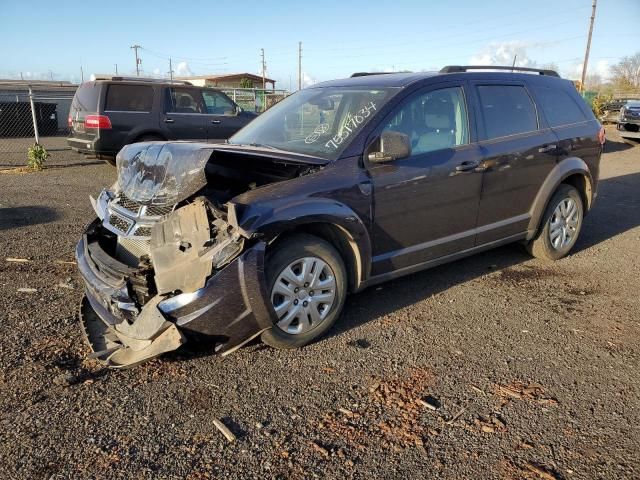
[368,130,411,163]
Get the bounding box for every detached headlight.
[115,142,214,206]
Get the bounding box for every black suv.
[76,66,604,367]
[67,77,257,164]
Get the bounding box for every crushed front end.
[76,142,275,367]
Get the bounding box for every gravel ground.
[0,127,638,479]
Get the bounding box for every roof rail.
[350,72,397,78]
[91,75,193,85]
[439,65,560,77]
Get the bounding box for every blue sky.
[1,0,639,89]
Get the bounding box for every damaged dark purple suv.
[77,66,603,367]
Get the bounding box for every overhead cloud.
[175,61,193,77]
[470,41,536,68]
[570,58,611,81]
[301,72,316,87]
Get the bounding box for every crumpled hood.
[116,141,329,207]
[116,142,214,206]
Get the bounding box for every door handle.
[455,160,480,172]
[211,120,222,124]
[538,144,557,153]
[164,118,174,123]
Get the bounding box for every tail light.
[67,115,72,128]
[598,125,606,145]
[85,114,112,129]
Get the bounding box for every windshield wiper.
[248,142,282,151]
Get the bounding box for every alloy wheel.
[270,256,337,335]
[549,197,580,250]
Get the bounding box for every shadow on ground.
[0,206,60,230]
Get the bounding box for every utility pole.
[80,65,84,82]
[48,70,53,81]
[511,54,517,70]
[580,0,597,93]
[260,48,266,90]
[298,41,302,91]
[168,58,174,82]
[131,44,142,76]
[114,64,118,75]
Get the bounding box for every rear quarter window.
[105,84,154,112]
[477,85,538,139]
[533,86,588,127]
[71,82,100,112]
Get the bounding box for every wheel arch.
[265,220,369,293]
[527,157,593,240]
[128,130,167,144]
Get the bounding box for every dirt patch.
[495,265,562,285]
[318,368,436,451]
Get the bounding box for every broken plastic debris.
[17,288,37,293]
[213,419,236,442]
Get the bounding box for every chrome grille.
[116,237,151,266]
[116,194,141,213]
[134,226,152,237]
[109,214,132,234]
[146,204,175,216]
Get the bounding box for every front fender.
[527,156,593,239]
[235,198,372,290]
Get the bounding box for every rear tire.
[95,154,116,166]
[261,234,347,349]
[527,184,584,261]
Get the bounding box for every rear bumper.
[76,235,273,367]
[67,135,117,156]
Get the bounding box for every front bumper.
[617,121,640,139]
[76,235,273,367]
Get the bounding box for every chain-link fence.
[222,88,289,113]
[0,84,75,166]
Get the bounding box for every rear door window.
[533,86,588,127]
[477,85,538,139]
[105,84,154,112]
[165,88,205,113]
[202,90,236,115]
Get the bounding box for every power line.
[139,47,228,67]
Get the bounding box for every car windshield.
[229,86,400,160]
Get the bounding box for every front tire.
[261,234,347,349]
[527,184,584,261]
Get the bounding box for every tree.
[540,62,559,73]
[610,53,640,91]
[239,77,254,89]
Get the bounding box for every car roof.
[310,70,569,89]
[312,72,439,88]
[625,100,640,106]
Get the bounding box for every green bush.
[27,143,50,171]
[591,94,613,120]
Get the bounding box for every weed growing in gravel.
[27,143,50,171]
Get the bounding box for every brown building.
[176,73,276,90]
